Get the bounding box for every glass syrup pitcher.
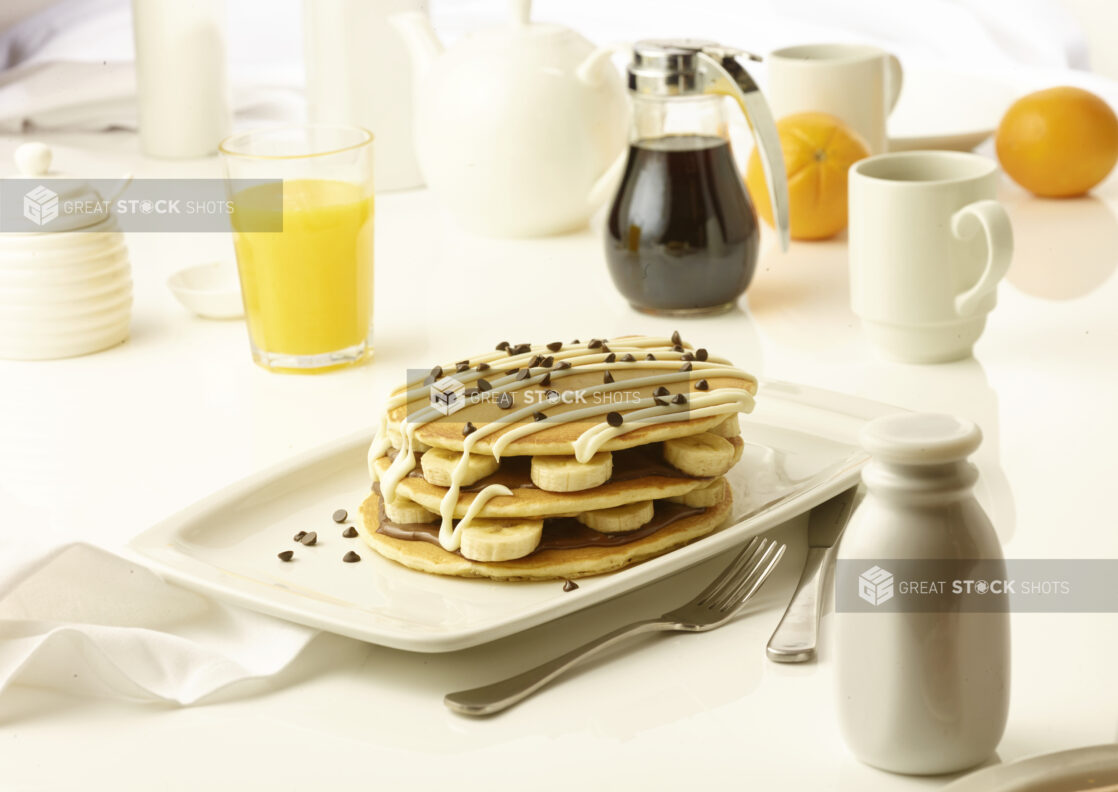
[605,40,790,316]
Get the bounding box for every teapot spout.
[389,10,444,81]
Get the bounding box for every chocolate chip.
[477,362,491,372]
[606,411,623,427]
[528,354,543,367]
[695,348,709,361]
[563,579,579,592]
[672,393,688,405]
[680,352,694,361]
[424,365,443,384]
[278,550,294,562]
[672,345,684,353]
[343,551,361,563]
[539,372,551,386]
[588,339,602,349]
[512,343,531,355]
[541,356,554,368]
[556,361,572,370]
[477,378,492,391]
[533,412,547,422]
[654,396,668,406]
[604,352,616,363]
[462,422,477,436]
[696,379,709,391]
[645,353,656,361]
[601,344,611,354]
[497,393,514,410]
[496,341,510,351]
[654,386,669,397]
[602,371,614,384]
[464,387,480,398]
[671,330,682,345]
[506,368,520,376]
[516,368,531,381]
[680,362,692,372]
[621,353,635,362]
[571,339,580,344]
[293,531,307,542]
[342,526,358,538]
[300,531,318,546]
[332,509,348,523]
[544,389,560,402]
[547,342,563,352]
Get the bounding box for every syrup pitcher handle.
[696,48,790,251]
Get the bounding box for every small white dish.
[888,66,1015,152]
[167,261,243,320]
[943,744,1118,791]
[128,381,901,652]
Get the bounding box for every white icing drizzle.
[370,335,756,552]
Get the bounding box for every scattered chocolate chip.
[654,386,670,397]
[293,531,307,542]
[603,371,614,384]
[606,411,623,427]
[601,344,611,354]
[563,579,579,592]
[680,352,694,361]
[516,368,531,381]
[477,378,492,392]
[464,387,480,398]
[539,372,552,386]
[544,389,560,402]
[695,348,709,361]
[496,341,510,351]
[541,356,554,368]
[506,368,520,376]
[477,362,491,372]
[424,365,443,384]
[671,330,682,345]
[696,379,709,391]
[533,412,547,422]
[497,393,514,410]
[605,352,616,363]
[332,509,348,523]
[672,393,688,405]
[528,354,543,367]
[645,353,656,361]
[455,362,470,373]
[463,422,477,436]
[343,551,361,563]
[571,339,580,344]
[588,339,603,349]
[511,343,531,355]
[556,360,572,370]
[654,396,668,406]
[278,550,294,562]
[342,526,358,538]
[680,362,692,372]
[547,342,563,352]
[672,345,684,353]
[621,353,635,362]
[300,531,318,546]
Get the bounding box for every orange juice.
[231,179,374,372]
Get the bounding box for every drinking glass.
[220,125,374,373]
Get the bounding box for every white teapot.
[392,0,628,237]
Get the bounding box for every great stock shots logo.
[23,184,59,226]
[858,565,895,606]
[429,376,467,416]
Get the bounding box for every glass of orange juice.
[219,125,374,374]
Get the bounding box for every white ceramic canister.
[835,413,1010,775]
[0,145,133,360]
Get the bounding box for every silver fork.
[444,536,786,716]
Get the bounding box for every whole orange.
[746,112,870,241]
[996,86,1118,197]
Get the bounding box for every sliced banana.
[709,413,741,438]
[459,518,543,562]
[420,447,499,487]
[663,432,736,477]
[667,478,726,508]
[531,452,613,492]
[383,495,439,524]
[577,500,654,533]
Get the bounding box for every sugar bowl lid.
[6,142,114,233]
[860,412,982,465]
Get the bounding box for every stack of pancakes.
[358,334,757,581]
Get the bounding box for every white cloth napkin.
[0,543,317,704]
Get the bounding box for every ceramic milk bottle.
[835,413,1010,775]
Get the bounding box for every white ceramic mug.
[849,151,1013,364]
[767,43,902,154]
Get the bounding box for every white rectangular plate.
[129,381,900,652]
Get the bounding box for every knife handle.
[766,546,829,663]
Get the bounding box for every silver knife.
[766,486,860,663]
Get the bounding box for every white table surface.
[1,130,1116,791]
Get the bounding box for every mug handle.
[886,54,904,112]
[952,199,1013,317]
